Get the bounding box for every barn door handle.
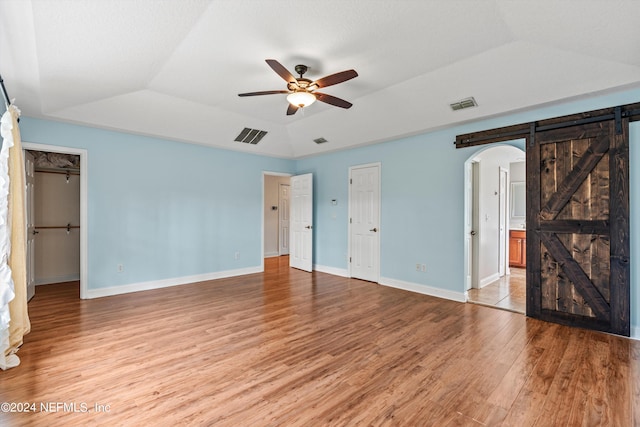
[370,228,378,232]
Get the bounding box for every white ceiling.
[2,0,640,159]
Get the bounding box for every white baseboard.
[378,277,467,303]
[479,273,501,288]
[264,252,280,258]
[36,274,80,286]
[84,266,262,299]
[313,264,349,277]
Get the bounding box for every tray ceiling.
[2,0,640,158]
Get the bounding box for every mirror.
[510,181,525,219]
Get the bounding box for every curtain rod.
[0,73,11,108]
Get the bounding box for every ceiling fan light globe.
[287,91,316,108]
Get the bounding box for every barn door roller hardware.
[454,102,640,148]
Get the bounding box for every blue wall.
[15,86,640,335]
[296,88,640,334]
[20,119,294,289]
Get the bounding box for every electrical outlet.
[421,264,426,272]
[117,264,124,273]
[235,251,240,260]
[416,263,421,271]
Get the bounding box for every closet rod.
[34,225,80,230]
[35,169,80,176]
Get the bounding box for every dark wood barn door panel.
[526,120,630,336]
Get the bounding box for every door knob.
[470,230,476,236]
[32,230,39,235]
[370,227,378,232]
[305,225,312,229]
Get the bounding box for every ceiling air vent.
[234,127,267,144]
[450,97,478,111]
[314,137,328,144]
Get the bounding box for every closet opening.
[23,144,87,300]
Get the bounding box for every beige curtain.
[7,106,30,353]
[0,105,30,369]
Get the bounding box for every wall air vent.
[450,97,478,111]
[314,137,328,144]
[234,127,267,144]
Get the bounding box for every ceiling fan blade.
[238,90,290,97]
[314,92,353,109]
[313,69,358,88]
[266,59,297,83]
[286,104,299,115]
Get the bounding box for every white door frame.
[24,150,35,301]
[22,142,88,299]
[348,162,381,282]
[261,171,292,271]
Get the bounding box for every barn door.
[527,119,630,336]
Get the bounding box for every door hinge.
[349,257,352,263]
[350,178,352,184]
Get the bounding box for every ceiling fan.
[238,59,358,115]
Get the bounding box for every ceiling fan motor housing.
[288,78,317,92]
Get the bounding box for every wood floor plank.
[0,256,638,426]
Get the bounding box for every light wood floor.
[467,268,526,314]
[1,256,638,426]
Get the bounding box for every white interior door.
[289,173,313,271]
[470,162,480,289]
[349,164,380,282]
[498,168,508,277]
[25,150,36,301]
[464,161,474,291]
[279,183,290,255]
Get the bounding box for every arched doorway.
[464,143,525,313]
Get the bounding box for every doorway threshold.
[467,267,526,314]
[467,299,524,315]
